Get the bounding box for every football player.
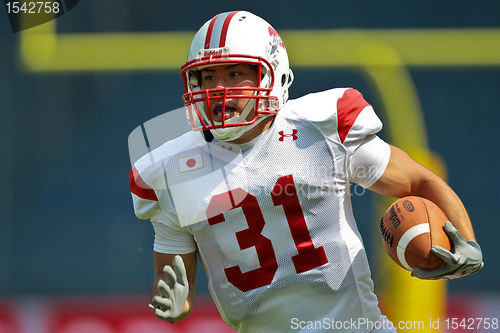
[129,11,483,332]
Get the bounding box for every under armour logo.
[278,129,298,141]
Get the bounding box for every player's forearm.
[372,145,477,242]
[411,173,476,241]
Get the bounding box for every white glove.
[411,221,484,280]
[149,255,189,322]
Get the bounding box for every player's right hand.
[411,222,484,280]
[150,255,189,322]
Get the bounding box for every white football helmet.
[181,11,294,141]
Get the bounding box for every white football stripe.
[209,12,231,48]
[396,223,430,271]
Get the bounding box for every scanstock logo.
[5,0,81,32]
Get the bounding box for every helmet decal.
[268,26,285,56]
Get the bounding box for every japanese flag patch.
[177,152,204,173]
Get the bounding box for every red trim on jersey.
[129,166,158,201]
[219,11,239,47]
[337,88,371,144]
[204,14,220,49]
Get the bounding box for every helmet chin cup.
[207,99,261,142]
[210,126,246,141]
[210,116,268,141]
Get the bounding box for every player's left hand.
[411,221,484,280]
[149,255,189,322]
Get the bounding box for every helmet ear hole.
[189,70,201,88]
[281,74,287,87]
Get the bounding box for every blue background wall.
[0,0,498,296]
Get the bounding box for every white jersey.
[130,88,395,332]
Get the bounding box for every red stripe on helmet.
[219,11,239,47]
[204,14,220,49]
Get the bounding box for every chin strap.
[209,98,260,141]
[211,114,269,141]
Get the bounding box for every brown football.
[380,196,452,271]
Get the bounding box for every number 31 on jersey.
[206,174,329,292]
